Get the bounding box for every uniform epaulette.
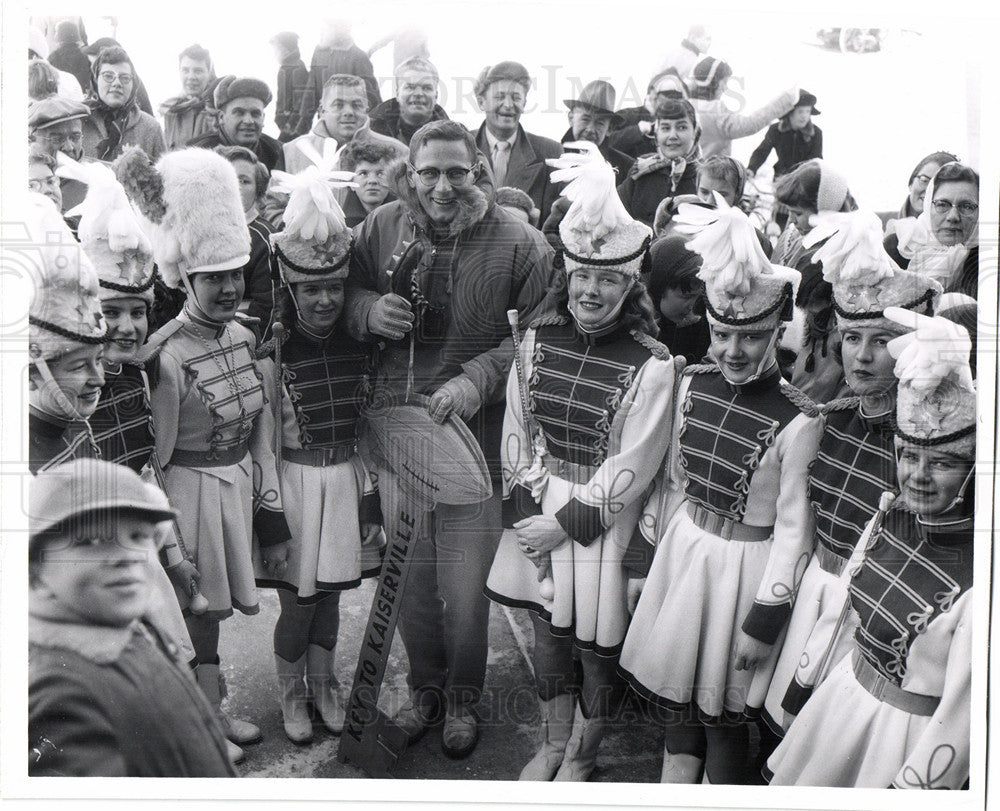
[779,380,821,417]
[683,363,719,376]
[135,318,184,364]
[232,313,261,347]
[528,313,569,329]
[819,395,861,415]
[630,329,671,360]
[255,328,287,361]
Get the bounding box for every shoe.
[552,705,606,781]
[195,661,263,746]
[441,707,479,759]
[519,693,575,780]
[393,690,442,744]
[225,739,245,765]
[660,751,703,783]
[306,643,344,735]
[275,652,313,744]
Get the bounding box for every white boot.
[274,653,313,744]
[306,643,345,735]
[552,705,606,782]
[519,693,575,781]
[660,750,703,783]
[195,661,262,745]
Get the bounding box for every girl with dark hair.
[255,168,383,744]
[619,202,822,785]
[886,150,959,228]
[616,98,701,227]
[81,46,165,162]
[487,149,679,782]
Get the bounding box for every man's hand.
[733,630,773,672]
[366,293,413,341]
[427,373,482,423]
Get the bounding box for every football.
[362,394,492,510]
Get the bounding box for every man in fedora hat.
[473,61,562,223]
[562,80,633,179]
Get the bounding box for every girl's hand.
[263,541,290,577]
[513,516,569,558]
[627,577,645,615]
[360,523,384,547]
[733,631,773,671]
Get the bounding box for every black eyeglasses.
[931,199,978,217]
[408,163,477,187]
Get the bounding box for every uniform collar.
[723,363,782,395]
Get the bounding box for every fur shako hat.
[805,209,941,332]
[885,308,976,459]
[267,162,357,285]
[19,193,107,361]
[114,147,250,290]
[674,194,800,330]
[547,141,652,279]
[56,155,155,304]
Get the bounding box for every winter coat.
[47,42,92,92]
[275,54,310,141]
[187,129,285,172]
[748,120,823,177]
[368,97,450,147]
[282,120,408,176]
[160,80,220,152]
[616,158,699,227]
[692,88,799,158]
[474,123,564,225]
[81,106,166,163]
[29,612,234,777]
[343,167,555,480]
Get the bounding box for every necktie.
[493,141,511,187]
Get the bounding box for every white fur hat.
[805,209,941,332]
[674,195,800,330]
[19,193,106,361]
[548,142,652,279]
[114,147,250,290]
[886,308,976,458]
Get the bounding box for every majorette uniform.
[619,196,821,722]
[767,310,976,788]
[751,210,944,731]
[486,316,676,653]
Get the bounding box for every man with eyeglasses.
[283,74,405,176]
[345,120,554,760]
[188,76,285,171]
[369,57,450,147]
[28,95,91,213]
[81,46,165,163]
[473,61,562,224]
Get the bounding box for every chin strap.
[716,325,781,386]
[568,275,637,335]
[31,356,89,422]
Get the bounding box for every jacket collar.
[390,159,493,240]
[777,119,817,139]
[30,596,140,665]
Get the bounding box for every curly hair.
[544,271,660,338]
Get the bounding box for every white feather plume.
[673,194,770,298]
[57,155,151,255]
[885,307,974,394]
[269,168,357,244]
[802,210,897,285]
[547,141,631,253]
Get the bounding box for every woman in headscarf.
[81,45,165,162]
[884,162,979,300]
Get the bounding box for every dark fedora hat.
[794,89,820,115]
[564,80,625,126]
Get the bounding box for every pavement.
[218,530,664,782]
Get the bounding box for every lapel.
[506,126,545,190]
